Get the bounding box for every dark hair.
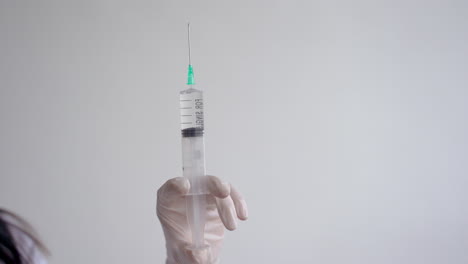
[0,209,49,264]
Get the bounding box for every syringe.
[179,23,209,250]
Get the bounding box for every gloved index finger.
[158,177,191,198]
[206,175,230,199]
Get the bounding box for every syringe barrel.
[180,87,207,195]
[180,87,208,249]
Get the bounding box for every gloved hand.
[157,175,248,264]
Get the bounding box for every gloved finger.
[215,196,237,231]
[230,185,249,221]
[158,177,190,198]
[206,175,230,199]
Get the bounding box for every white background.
[1,1,467,263]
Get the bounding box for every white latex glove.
[157,175,248,264]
